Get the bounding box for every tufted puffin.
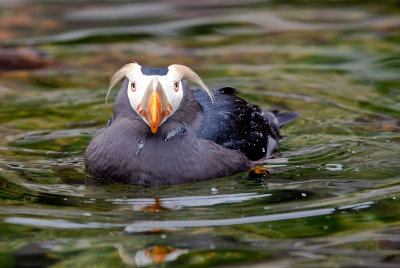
[84,62,299,185]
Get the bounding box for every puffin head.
[107,62,213,134]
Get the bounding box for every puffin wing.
[193,87,281,161]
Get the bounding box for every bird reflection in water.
[118,244,188,266]
[139,198,172,213]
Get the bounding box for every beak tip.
[151,126,158,134]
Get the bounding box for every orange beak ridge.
[148,91,162,133]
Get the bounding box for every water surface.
[0,0,399,267]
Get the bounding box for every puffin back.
[193,87,280,161]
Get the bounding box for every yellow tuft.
[106,62,139,104]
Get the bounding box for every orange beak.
[138,78,173,134]
[147,91,163,133]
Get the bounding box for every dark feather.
[193,87,281,160]
[106,116,114,127]
[141,66,169,76]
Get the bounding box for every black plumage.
[84,79,299,185]
[140,66,169,76]
[194,87,283,160]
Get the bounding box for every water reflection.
[1,0,399,267]
[4,216,123,229]
[125,208,336,233]
[118,244,189,266]
[114,193,274,210]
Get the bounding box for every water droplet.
[136,137,146,156]
[211,187,218,194]
[326,164,343,171]
[294,242,304,247]
[301,193,307,197]
[82,212,92,217]
[165,124,186,142]
[393,197,396,200]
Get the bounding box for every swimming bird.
[84,62,299,185]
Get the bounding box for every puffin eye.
[174,81,179,92]
[131,82,136,92]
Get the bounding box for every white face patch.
[157,68,184,123]
[126,64,184,127]
[107,62,211,133]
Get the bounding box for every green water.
[1,0,399,267]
